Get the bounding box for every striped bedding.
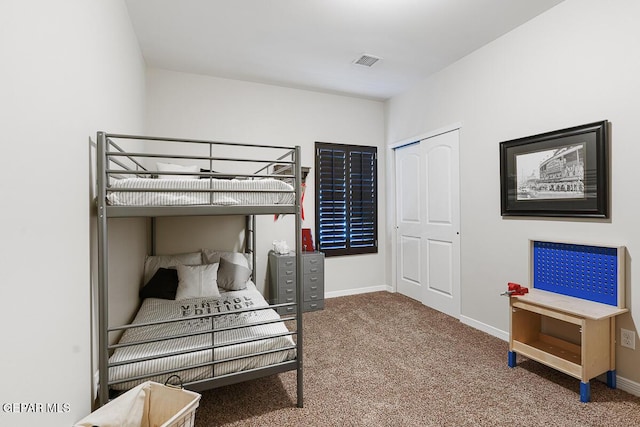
[108,284,296,390]
[106,178,295,206]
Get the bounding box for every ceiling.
[125,0,564,101]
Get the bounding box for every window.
[315,142,377,257]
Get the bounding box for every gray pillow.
[202,249,251,269]
[217,257,251,291]
[143,251,203,284]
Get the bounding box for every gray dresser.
[268,250,324,314]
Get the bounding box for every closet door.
[421,130,460,318]
[395,142,423,301]
[395,129,460,318]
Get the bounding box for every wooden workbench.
[507,240,627,402]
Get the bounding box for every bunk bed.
[95,132,304,408]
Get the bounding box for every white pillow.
[156,162,199,180]
[202,249,251,269]
[143,252,203,284]
[175,263,220,300]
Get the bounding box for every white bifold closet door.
[395,129,460,318]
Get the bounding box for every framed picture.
[500,120,609,218]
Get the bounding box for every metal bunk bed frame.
[95,131,303,408]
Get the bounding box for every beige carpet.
[194,291,640,426]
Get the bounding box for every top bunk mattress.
[106,177,295,207]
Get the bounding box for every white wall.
[0,1,145,425]
[145,69,387,297]
[386,0,640,384]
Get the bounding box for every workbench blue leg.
[508,351,517,368]
[580,381,591,403]
[607,370,617,389]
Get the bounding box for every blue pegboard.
[532,241,618,306]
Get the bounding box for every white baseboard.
[325,285,393,299]
[616,375,640,397]
[460,315,509,342]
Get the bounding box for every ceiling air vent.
[353,54,382,67]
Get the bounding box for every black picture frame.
[500,120,609,218]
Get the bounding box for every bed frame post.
[294,145,304,408]
[96,132,110,406]
[245,215,256,281]
[150,217,157,256]
[251,215,256,280]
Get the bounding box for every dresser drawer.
[304,274,323,293]
[278,304,297,316]
[278,276,296,290]
[278,266,296,279]
[304,300,324,312]
[279,256,296,270]
[304,289,323,303]
[281,293,296,305]
[303,255,323,274]
[279,284,296,299]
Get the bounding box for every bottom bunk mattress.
[108,284,297,390]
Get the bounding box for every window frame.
[314,141,378,257]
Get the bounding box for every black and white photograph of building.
[516,143,586,200]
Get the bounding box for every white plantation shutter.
[315,142,377,256]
